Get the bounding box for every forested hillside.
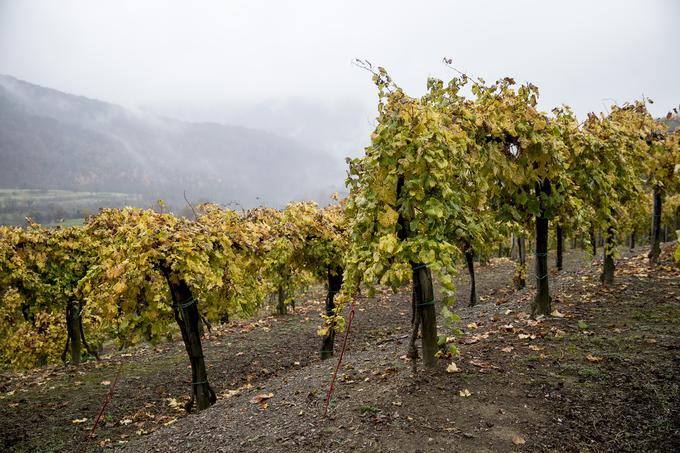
[0,75,344,207]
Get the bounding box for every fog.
[1,0,679,158]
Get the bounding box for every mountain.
[148,98,373,159]
[0,74,345,208]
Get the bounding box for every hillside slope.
[0,75,344,207]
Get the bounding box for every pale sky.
[1,0,679,152]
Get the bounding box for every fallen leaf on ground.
[528,345,543,351]
[250,392,274,404]
[501,346,514,353]
[512,434,526,445]
[585,354,602,363]
[72,418,88,425]
[550,309,566,318]
[459,389,472,397]
[469,359,498,369]
[446,362,460,373]
[222,389,241,399]
[100,380,111,386]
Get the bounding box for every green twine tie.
[180,297,196,308]
[416,299,436,308]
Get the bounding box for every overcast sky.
[1,0,679,153]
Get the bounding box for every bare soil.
[1,244,678,452]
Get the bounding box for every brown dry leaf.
[469,359,498,370]
[528,345,543,351]
[459,388,472,397]
[501,346,514,353]
[250,392,273,404]
[466,322,478,330]
[512,434,526,445]
[72,418,88,425]
[100,380,111,386]
[585,354,602,363]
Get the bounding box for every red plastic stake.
[78,363,123,452]
[323,301,356,417]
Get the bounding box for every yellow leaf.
[222,389,241,399]
[377,234,398,254]
[459,388,472,397]
[446,362,460,373]
[377,206,399,228]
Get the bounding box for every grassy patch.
[359,404,379,415]
[560,362,604,380]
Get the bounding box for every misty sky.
[1,0,679,156]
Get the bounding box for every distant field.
[0,189,142,226]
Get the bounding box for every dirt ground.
[1,243,678,452]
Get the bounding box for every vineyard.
[1,69,679,451]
